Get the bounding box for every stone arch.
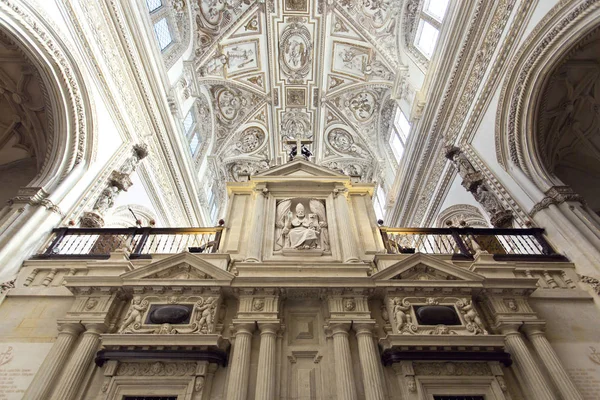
[0,1,96,196]
[436,204,489,228]
[495,0,600,193]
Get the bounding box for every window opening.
[374,185,387,221]
[425,0,450,21]
[389,107,411,163]
[145,0,162,13]
[153,18,173,51]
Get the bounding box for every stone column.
[523,324,584,400]
[245,188,267,262]
[500,325,557,400]
[24,323,84,400]
[225,323,255,400]
[334,189,360,263]
[50,323,106,400]
[254,323,279,400]
[330,323,358,400]
[354,323,385,400]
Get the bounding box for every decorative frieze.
[118,294,223,335]
[385,296,488,335]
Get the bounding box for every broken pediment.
[372,253,484,282]
[120,252,234,284]
[252,159,348,179]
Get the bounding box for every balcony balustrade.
[36,226,224,259]
[379,227,567,261]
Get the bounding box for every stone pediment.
[372,253,484,282]
[120,252,234,284]
[252,160,348,179]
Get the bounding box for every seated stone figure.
[285,203,320,249]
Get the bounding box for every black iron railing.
[379,227,566,261]
[37,226,224,259]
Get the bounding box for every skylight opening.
[425,0,450,21]
[415,20,440,58]
[145,0,162,13]
[153,18,173,51]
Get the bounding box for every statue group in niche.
[275,199,329,252]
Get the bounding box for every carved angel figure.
[275,199,329,251]
[195,297,218,333]
[392,298,412,333]
[119,296,149,333]
[457,298,488,335]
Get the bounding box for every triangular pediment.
[253,159,348,178]
[121,252,234,284]
[372,253,484,282]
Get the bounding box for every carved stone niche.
[274,198,330,256]
[118,292,224,335]
[385,296,488,336]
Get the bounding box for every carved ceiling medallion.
[347,91,376,122]
[235,127,265,153]
[212,86,247,123]
[279,20,313,83]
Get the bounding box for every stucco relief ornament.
[346,91,376,122]
[235,127,265,153]
[119,297,149,333]
[456,299,488,335]
[194,297,217,333]
[274,199,329,252]
[390,298,417,334]
[589,347,600,365]
[344,298,356,311]
[281,109,311,140]
[279,20,313,83]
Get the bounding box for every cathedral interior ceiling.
[188,0,402,183]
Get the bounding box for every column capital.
[83,323,108,335]
[327,322,352,335]
[257,322,280,335]
[232,322,256,336]
[353,321,377,336]
[521,322,546,337]
[57,322,85,336]
[496,323,522,336]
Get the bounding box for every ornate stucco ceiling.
[185,0,404,184]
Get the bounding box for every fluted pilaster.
[330,323,358,400]
[24,323,84,400]
[255,323,279,400]
[501,325,557,400]
[201,363,218,400]
[50,323,105,400]
[523,325,584,400]
[334,190,359,262]
[245,189,267,262]
[225,323,255,400]
[355,324,385,400]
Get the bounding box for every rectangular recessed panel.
[154,18,172,51]
[145,0,162,13]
